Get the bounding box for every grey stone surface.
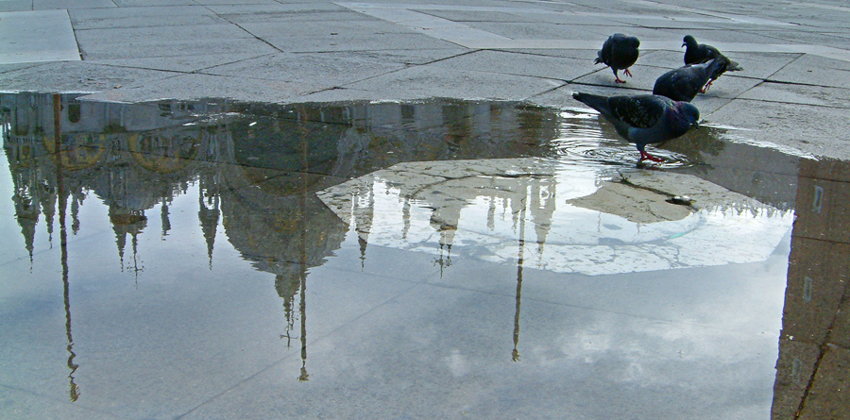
[0,10,80,64]
[0,61,172,93]
[341,65,564,101]
[2,2,850,415]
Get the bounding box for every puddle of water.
[0,93,842,419]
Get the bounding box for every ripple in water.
[552,113,695,170]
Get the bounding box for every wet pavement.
[0,94,844,420]
[1,0,850,419]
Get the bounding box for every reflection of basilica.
[2,94,558,278]
[2,93,560,386]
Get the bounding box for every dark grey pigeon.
[572,92,700,162]
[653,58,726,102]
[595,33,640,84]
[682,35,743,92]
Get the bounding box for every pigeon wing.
[607,95,665,129]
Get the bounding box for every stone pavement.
[1,0,850,159]
[1,2,850,419]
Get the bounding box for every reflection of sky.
[320,158,794,276]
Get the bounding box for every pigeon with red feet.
[682,35,742,92]
[653,58,726,102]
[572,92,700,163]
[595,33,640,84]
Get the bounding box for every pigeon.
[682,35,743,92]
[572,92,700,162]
[595,33,641,84]
[652,58,726,102]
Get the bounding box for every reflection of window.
[68,103,81,123]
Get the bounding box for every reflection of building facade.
[772,158,850,420]
[1,93,559,299]
[2,93,560,384]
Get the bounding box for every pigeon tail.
[572,92,611,117]
[726,60,743,72]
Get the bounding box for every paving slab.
[238,19,420,39]
[798,346,850,420]
[75,35,279,60]
[768,53,850,88]
[262,32,460,53]
[341,65,564,101]
[80,72,311,103]
[32,0,116,9]
[0,10,80,64]
[86,52,274,73]
[0,61,172,93]
[69,9,228,30]
[201,51,408,86]
[707,99,850,160]
[740,82,850,109]
[428,49,595,82]
[0,0,31,12]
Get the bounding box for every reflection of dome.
[42,133,106,171]
[218,164,348,292]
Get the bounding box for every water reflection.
[0,93,823,418]
[772,157,850,420]
[317,158,792,275]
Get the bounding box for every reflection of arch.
[128,133,201,174]
[42,133,106,171]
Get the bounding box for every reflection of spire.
[401,196,411,240]
[13,190,38,265]
[160,201,171,238]
[110,208,147,278]
[429,202,460,275]
[487,196,496,231]
[530,178,556,264]
[38,180,57,248]
[353,184,374,270]
[198,187,220,269]
[512,200,526,362]
[276,272,299,347]
[70,188,82,235]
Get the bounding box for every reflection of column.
[54,94,80,402]
[297,108,309,382]
[512,199,526,362]
[772,158,850,420]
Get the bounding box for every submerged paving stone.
[317,159,792,276]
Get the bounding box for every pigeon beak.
[681,42,686,48]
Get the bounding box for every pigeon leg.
[613,69,627,83]
[623,68,633,78]
[700,79,715,94]
[639,150,664,162]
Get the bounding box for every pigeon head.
[678,102,700,129]
[682,35,697,48]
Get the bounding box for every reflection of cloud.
[445,349,471,378]
[319,159,793,276]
